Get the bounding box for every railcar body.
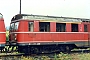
[9,14,90,54]
[0,13,6,50]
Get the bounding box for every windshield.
[10,23,14,30]
[15,22,19,30]
[10,22,19,30]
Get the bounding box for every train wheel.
[65,46,71,53]
[32,48,39,54]
[18,46,26,54]
[17,46,34,54]
[60,45,66,52]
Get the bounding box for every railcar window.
[10,22,19,30]
[84,25,88,32]
[56,23,66,32]
[10,23,14,30]
[28,22,34,32]
[71,24,78,32]
[15,22,19,30]
[39,22,50,32]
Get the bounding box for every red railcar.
[0,13,6,50]
[9,14,90,54]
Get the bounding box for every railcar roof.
[11,14,90,22]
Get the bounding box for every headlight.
[15,37,16,40]
[15,34,17,36]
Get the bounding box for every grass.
[1,53,90,60]
[9,53,89,60]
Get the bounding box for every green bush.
[6,31,9,41]
[55,52,72,60]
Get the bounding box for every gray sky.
[0,0,90,27]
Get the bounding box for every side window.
[28,22,34,32]
[71,24,78,32]
[84,24,88,32]
[39,22,50,32]
[56,23,66,32]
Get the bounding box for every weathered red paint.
[78,23,84,32]
[34,21,39,32]
[17,32,88,43]
[87,24,90,32]
[66,23,71,32]
[16,20,89,44]
[50,22,56,32]
[18,20,28,32]
[0,18,6,44]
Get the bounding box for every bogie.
[17,44,76,54]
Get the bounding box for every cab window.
[10,22,19,30]
[10,23,14,30]
[28,22,34,32]
[15,22,19,30]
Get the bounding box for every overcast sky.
[0,0,90,27]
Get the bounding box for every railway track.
[0,49,90,60]
[70,49,90,54]
[0,53,24,57]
